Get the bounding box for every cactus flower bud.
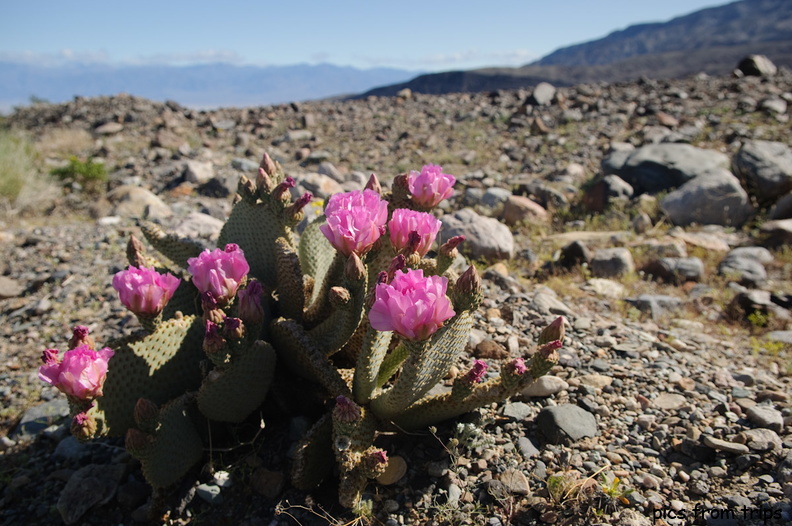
[203,320,226,354]
[134,398,160,431]
[272,176,296,202]
[538,316,566,345]
[440,235,465,258]
[287,192,313,221]
[407,164,455,208]
[388,208,442,258]
[531,340,562,378]
[126,234,148,268]
[223,316,246,340]
[260,152,277,177]
[386,254,406,280]
[112,266,181,317]
[200,291,225,325]
[362,448,389,479]
[508,357,527,376]
[333,395,362,424]
[125,428,153,456]
[369,268,455,341]
[329,286,351,307]
[187,244,250,306]
[465,359,489,383]
[71,411,97,441]
[256,168,273,194]
[319,189,388,257]
[38,345,114,402]
[365,173,382,195]
[237,280,265,324]
[68,325,95,350]
[344,252,366,281]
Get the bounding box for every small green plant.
[747,310,769,329]
[0,129,37,201]
[50,156,107,192]
[546,470,581,505]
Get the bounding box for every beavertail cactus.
[41,155,568,510]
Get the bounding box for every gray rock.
[759,218,792,247]
[644,257,704,284]
[296,172,344,199]
[231,158,259,173]
[607,143,730,195]
[481,187,512,209]
[737,55,777,77]
[172,212,224,242]
[725,246,774,263]
[11,398,69,440]
[760,97,788,115]
[502,402,533,420]
[0,276,25,299]
[54,436,92,460]
[530,82,556,106]
[537,404,598,443]
[531,290,574,316]
[768,192,792,219]
[736,428,782,452]
[590,247,635,278]
[702,435,750,455]
[521,376,569,397]
[57,464,126,525]
[107,185,172,220]
[196,483,223,504]
[441,208,515,260]
[627,294,683,320]
[500,468,530,495]
[661,169,753,227]
[732,141,792,205]
[183,160,215,185]
[317,161,344,183]
[517,437,540,459]
[746,405,784,432]
[718,254,767,288]
[582,174,634,213]
[94,121,124,135]
[601,142,635,174]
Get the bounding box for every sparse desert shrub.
[0,129,37,201]
[50,156,107,193]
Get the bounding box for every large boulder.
[736,55,777,77]
[603,143,730,195]
[441,208,515,261]
[661,169,753,227]
[732,141,792,206]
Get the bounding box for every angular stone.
[441,208,515,260]
[57,464,126,525]
[653,393,687,410]
[521,376,569,397]
[746,405,784,432]
[500,468,531,495]
[590,247,635,278]
[537,404,598,443]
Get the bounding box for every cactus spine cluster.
[46,153,564,510]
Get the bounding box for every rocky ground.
[1,64,791,526]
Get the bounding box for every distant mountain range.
[359,0,792,97]
[0,62,420,112]
[2,0,790,111]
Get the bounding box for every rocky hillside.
[359,0,792,97]
[0,61,791,525]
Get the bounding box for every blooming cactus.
[319,189,388,257]
[406,164,456,208]
[187,244,250,305]
[112,266,181,316]
[38,345,114,402]
[368,268,455,340]
[388,208,442,257]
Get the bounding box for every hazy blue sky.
[2,0,729,71]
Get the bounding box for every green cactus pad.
[298,218,337,305]
[275,237,305,322]
[217,198,293,289]
[353,327,394,404]
[134,393,204,489]
[90,314,204,437]
[139,221,205,269]
[197,340,277,423]
[370,311,474,420]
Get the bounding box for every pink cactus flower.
[187,244,250,304]
[112,266,181,316]
[510,357,527,375]
[38,345,114,401]
[388,208,442,257]
[319,189,388,257]
[237,280,265,324]
[406,164,456,208]
[369,268,455,341]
